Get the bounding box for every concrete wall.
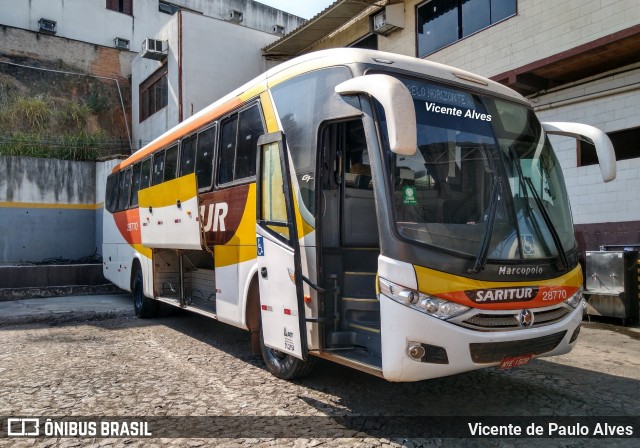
[0,156,120,264]
[132,10,281,145]
[0,25,134,79]
[0,0,304,57]
[180,12,278,121]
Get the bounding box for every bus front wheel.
[132,269,158,319]
[259,327,315,380]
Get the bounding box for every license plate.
[499,354,532,369]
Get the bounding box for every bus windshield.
[378,75,575,263]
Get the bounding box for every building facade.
[265,0,640,253]
[131,9,291,146]
[1,0,304,59]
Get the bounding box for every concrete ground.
[0,294,132,326]
[0,295,639,447]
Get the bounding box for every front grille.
[460,305,571,331]
[469,331,567,363]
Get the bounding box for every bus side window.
[179,134,197,177]
[140,157,152,189]
[218,115,238,185]
[117,168,133,211]
[236,105,264,180]
[105,173,120,213]
[196,124,216,190]
[130,163,142,207]
[164,144,179,182]
[152,150,165,186]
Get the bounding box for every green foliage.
[10,96,51,131]
[86,89,110,114]
[0,130,119,161]
[58,102,91,129]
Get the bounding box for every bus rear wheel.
[259,327,315,380]
[132,269,158,318]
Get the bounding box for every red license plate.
[499,354,533,369]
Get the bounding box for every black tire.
[259,327,316,380]
[132,269,158,318]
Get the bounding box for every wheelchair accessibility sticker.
[257,236,265,256]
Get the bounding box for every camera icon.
[7,418,40,436]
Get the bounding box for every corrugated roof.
[263,0,384,58]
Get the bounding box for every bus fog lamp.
[408,343,426,360]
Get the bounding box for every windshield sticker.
[522,234,535,255]
[403,82,472,107]
[425,102,492,122]
[403,185,417,205]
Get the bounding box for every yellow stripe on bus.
[414,264,583,295]
[240,80,267,103]
[0,201,102,210]
[132,243,153,259]
[138,174,198,209]
[260,91,279,133]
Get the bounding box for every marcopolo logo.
[465,287,539,304]
[497,266,544,276]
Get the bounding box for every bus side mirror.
[335,74,417,156]
[542,122,616,182]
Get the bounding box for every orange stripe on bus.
[112,97,244,173]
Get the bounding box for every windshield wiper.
[468,175,502,274]
[523,176,569,271]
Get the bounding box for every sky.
[256,0,337,19]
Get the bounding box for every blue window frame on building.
[417,0,517,57]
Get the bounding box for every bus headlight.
[379,278,469,320]
[564,287,584,308]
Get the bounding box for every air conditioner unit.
[272,24,285,36]
[227,9,243,23]
[371,4,404,36]
[114,37,130,50]
[141,38,167,60]
[38,18,57,35]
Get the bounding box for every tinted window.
[105,173,119,213]
[271,67,355,216]
[152,151,165,185]
[130,163,142,207]
[117,168,132,211]
[196,125,216,189]
[140,158,152,189]
[219,115,238,185]
[417,0,516,57]
[179,135,197,177]
[236,105,264,180]
[164,144,179,182]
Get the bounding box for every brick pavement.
[0,305,638,447]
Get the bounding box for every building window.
[578,126,640,167]
[417,0,516,57]
[139,65,168,122]
[159,1,180,15]
[107,0,133,15]
[350,34,378,50]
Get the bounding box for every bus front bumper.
[379,294,583,382]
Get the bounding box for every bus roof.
[113,48,526,173]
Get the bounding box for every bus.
[103,48,616,382]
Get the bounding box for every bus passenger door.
[255,131,308,360]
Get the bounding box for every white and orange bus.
[103,49,616,381]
